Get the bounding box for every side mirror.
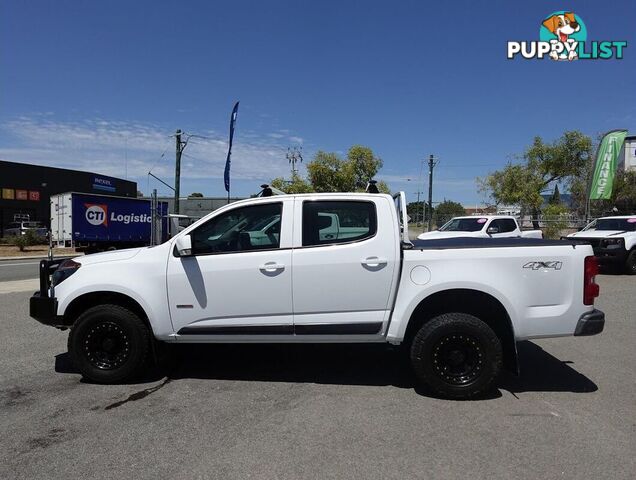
[487,226,499,234]
[175,234,192,256]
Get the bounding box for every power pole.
[427,154,438,231]
[174,129,184,214]
[417,157,425,228]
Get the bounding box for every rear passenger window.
[501,219,517,233]
[302,201,376,246]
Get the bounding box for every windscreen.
[439,218,487,232]
[583,218,636,232]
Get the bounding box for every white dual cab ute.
[30,191,604,399]
[418,215,543,240]
[566,216,636,275]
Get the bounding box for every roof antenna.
[366,179,379,194]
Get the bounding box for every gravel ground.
[0,274,634,480]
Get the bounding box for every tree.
[343,145,384,191]
[271,145,390,194]
[12,230,39,252]
[306,151,351,192]
[543,203,569,239]
[435,200,465,217]
[549,184,561,205]
[434,200,465,225]
[479,131,592,226]
[270,173,313,194]
[612,171,636,212]
[189,192,204,198]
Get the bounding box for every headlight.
[51,259,81,286]
[602,238,623,247]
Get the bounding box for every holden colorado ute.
[30,191,604,399]
[417,215,543,240]
[566,215,636,274]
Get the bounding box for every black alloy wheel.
[431,333,484,386]
[84,321,131,370]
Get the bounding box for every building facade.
[0,160,136,236]
[623,136,636,172]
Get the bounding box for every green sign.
[589,130,628,200]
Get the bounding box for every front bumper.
[29,259,64,327]
[564,237,627,264]
[593,245,628,264]
[574,309,605,336]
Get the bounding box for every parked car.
[418,215,543,240]
[566,216,636,274]
[4,220,47,239]
[30,191,603,399]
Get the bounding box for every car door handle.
[361,256,387,267]
[259,262,285,273]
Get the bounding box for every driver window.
[191,203,283,255]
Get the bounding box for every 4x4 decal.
[523,261,563,270]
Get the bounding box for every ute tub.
[389,236,597,342]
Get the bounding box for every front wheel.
[68,304,150,383]
[410,313,502,399]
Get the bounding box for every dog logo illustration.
[508,11,626,61]
[540,11,585,61]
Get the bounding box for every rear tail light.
[583,256,599,305]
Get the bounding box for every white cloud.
[0,117,299,189]
[378,173,475,188]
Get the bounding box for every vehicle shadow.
[500,341,597,395]
[54,340,597,399]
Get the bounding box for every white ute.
[30,191,604,399]
[566,215,636,275]
[418,215,543,240]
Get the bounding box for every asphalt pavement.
[0,259,41,282]
[1,274,635,479]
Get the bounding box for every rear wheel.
[410,312,502,399]
[625,249,636,275]
[68,304,150,383]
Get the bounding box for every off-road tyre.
[410,312,502,399]
[68,304,150,383]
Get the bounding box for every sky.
[1,0,635,205]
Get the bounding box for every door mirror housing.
[175,234,193,256]
[487,226,499,234]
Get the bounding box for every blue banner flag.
[224,101,240,194]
